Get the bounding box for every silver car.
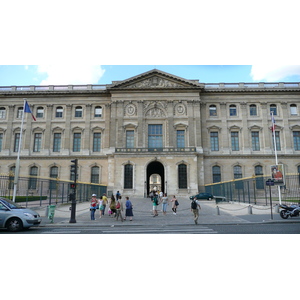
[0,197,42,232]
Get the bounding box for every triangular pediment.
[109,69,203,90]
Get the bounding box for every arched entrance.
[146,161,165,196]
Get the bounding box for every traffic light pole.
[69,159,78,223]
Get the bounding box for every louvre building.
[0,69,300,197]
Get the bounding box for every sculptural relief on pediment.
[124,76,186,88]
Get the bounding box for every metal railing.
[0,175,107,208]
[204,174,300,205]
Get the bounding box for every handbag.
[116,202,121,209]
[175,200,179,206]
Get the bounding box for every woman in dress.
[124,196,133,221]
[109,194,117,217]
[170,195,178,215]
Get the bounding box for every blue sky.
[1,65,300,86]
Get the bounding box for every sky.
[1,65,300,86]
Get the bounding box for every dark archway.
[146,161,165,196]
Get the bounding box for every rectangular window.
[0,133,3,152]
[274,131,281,151]
[36,108,44,118]
[210,132,219,151]
[231,132,239,151]
[33,133,42,152]
[148,125,163,148]
[53,133,61,152]
[14,133,20,152]
[126,130,134,148]
[251,131,260,151]
[293,131,300,150]
[93,133,101,152]
[73,133,81,152]
[177,130,185,148]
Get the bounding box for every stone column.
[281,102,293,153]
[44,104,53,152]
[4,105,15,154]
[83,104,91,154]
[62,104,72,155]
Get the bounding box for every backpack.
[191,200,198,209]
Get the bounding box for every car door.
[0,201,8,227]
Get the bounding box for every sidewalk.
[32,197,300,228]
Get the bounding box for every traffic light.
[70,159,78,182]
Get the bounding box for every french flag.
[24,100,36,121]
[271,113,275,132]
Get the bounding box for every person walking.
[170,195,179,215]
[101,193,108,216]
[109,194,117,217]
[152,193,159,217]
[98,196,104,219]
[115,196,124,222]
[124,196,133,221]
[90,194,98,220]
[161,193,169,215]
[191,197,201,224]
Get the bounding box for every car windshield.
[0,198,23,209]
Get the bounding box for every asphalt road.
[2,222,300,234]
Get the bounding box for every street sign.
[266,179,275,186]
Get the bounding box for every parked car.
[189,192,214,201]
[0,197,42,232]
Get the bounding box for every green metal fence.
[204,174,300,205]
[0,175,107,207]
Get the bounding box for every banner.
[271,164,284,185]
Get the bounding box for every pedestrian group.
[90,190,203,224]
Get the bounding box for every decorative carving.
[124,76,185,88]
[174,103,186,115]
[125,103,137,116]
[145,107,166,117]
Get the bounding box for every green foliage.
[5,196,47,202]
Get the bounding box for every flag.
[24,100,36,121]
[271,113,275,132]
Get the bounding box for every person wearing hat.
[90,194,98,220]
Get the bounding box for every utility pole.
[69,158,78,223]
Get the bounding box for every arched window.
[212,166,221,183]
[50,166,58,190]
[28,166,38,189]
[270,104,277,116]
[124,164,133,189]
[17,107,23,118]
[178,164,187,189]
[229,104,237,116]
[91,166,99,184]
[255,165,264,189]
[75,106,83,118]
[234,165,243,190]
[95,106,102,117]
[290,104,297,115]
[36,107,44,118]
[56,106,63,118]
[209,105,217,116]
[249,104,257,116]
[0,107,6,119]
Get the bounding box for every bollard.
[216,206,220,215]
[248,205,253,214]
[275,204,279,213]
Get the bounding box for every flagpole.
[12,98,27,202]
[271,112,282,204]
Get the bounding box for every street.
[2,222,300,234]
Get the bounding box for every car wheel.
[6,217,23,232]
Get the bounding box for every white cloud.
[250,65,300,82]
[37,65,105,85]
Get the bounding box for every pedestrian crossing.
[40,226,218,234]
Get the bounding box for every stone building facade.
[0,69,300,197]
